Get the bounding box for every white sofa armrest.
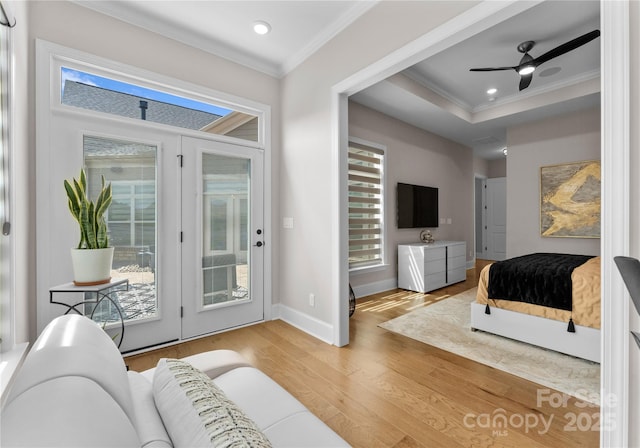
[2,377,140,447]
[213,366,350,447]
[140,349,251,381]
[128,371,172,448]
[5,315,136,423]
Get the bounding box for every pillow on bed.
[152,358,272,448]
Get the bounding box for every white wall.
[279,0,476,326]
[25,0,281,340]
[506,107,601,258]
[348,101,473,292]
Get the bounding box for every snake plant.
[64,169,112,249]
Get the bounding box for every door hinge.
[178,154,183,167]
[180,231,183,242]
[180,306,183,318]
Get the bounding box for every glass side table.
[49,278,129,348]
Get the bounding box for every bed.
[470,253,601,362]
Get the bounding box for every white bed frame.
[470,302,601,363]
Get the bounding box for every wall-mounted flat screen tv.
[397,182,439,228]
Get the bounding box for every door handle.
[254,241,264,247]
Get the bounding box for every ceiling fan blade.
[533,29,600,66]
[469,66,516,72]
[519,73,533,91]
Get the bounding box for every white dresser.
[397,241,467,293]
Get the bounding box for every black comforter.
[487,253,595,311]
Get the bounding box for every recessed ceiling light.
[253,21,271,35]
[487,88,497,95]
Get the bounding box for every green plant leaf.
[79,168,87,193]
[65,169,112,250]
[64,180,81,220]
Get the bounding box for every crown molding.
[472,68,601,114]
[72,0,376,79]
[72,0,282,77]
[280,1,379,77]
[403,66,474,111]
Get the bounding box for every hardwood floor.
[125,260,599,447]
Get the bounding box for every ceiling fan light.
[518,65,535,76]
[253,21,271,35]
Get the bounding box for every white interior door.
[180,136,264,339]
[486,177,507,261]
[476,177,487,258]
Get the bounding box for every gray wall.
[506,107,601,257]
[488,158,506,178]
[348,101,474,290]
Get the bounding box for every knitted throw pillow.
[152,358,272,448]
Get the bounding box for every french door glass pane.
[210,198,229,251]
[83,135,158,323]
[202,153,250,307]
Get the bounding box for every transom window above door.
[60,67,260,142]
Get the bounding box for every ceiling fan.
[469,29,600,91]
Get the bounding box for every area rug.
[379,288,600,404]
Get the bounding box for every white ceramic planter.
[70,247,114,286]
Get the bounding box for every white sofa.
[1,315,349,447]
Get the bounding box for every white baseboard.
[350,278,397,299]
[271,303,334,344]
[352,268,478,299]
[275,265,479,344]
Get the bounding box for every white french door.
[180,136,265,339]
[37,41,270,352]
[37,115,181,352]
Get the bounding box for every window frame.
[0,3,12,353]
[47,44,267,150]
[0,2,29,403]
[347,136,387,273]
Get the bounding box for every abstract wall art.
[540,160,601,238]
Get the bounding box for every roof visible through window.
[60,67,259,142]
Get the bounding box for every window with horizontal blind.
[348,139,385,270]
